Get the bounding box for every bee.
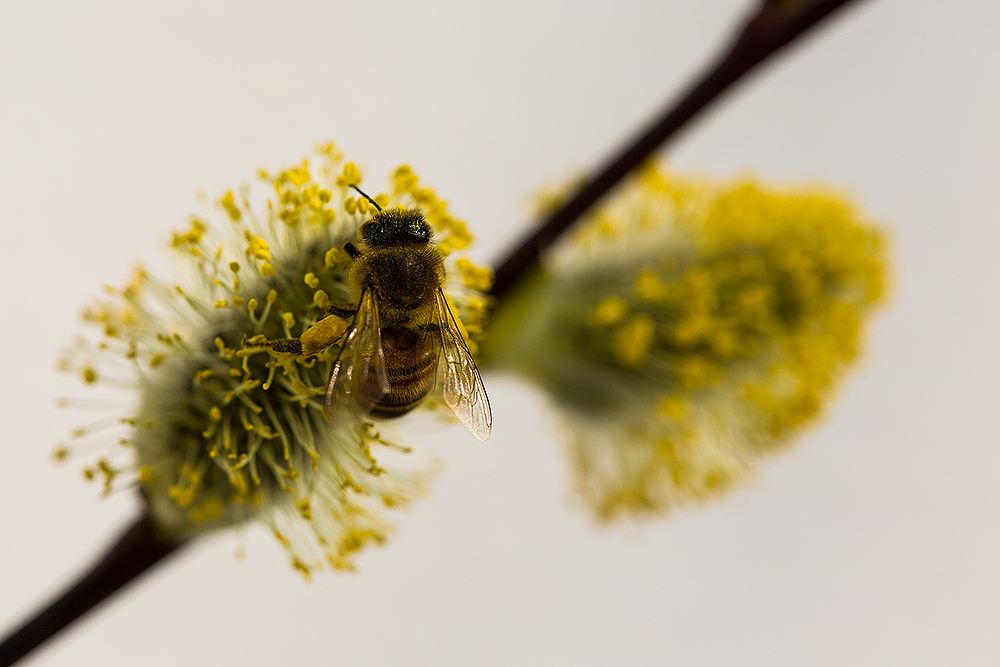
[306,186,491,441]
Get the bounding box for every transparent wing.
[325,287,390,420]
[435,288,492,442]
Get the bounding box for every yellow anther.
[188,497,225,523]
[295,498,313,520]
[456,258,494,292]
[635,269,665,300]
[171,218,207,247]
[341,162,361,186]
[287,160,311,188]
[324,247,340,267]
[220,191,242,221]
[247,236,271,260]
[658,396,687,420]
[613,314,656,367]
[591,297,628,326]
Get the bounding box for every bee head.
[360,207,433,248]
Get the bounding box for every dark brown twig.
[489,0,872,302]
[0,513,185,667]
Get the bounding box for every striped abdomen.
[365,325,440,418]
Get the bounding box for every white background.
[2,1,998,665]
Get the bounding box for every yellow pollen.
[296,498,313,520]
[591,297,628,326]
[247,236,271,260]
[220,191,242,221]
[292,559,312,580]
[456,258,494,292]
[635,269,665,300]
[613,314,656,367]
[340,162,361,187]
[287,161,311,188]
[324,247,340,267]
[658,395,688,419]
[188,497,225,523]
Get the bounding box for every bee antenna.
[349,184,383,212]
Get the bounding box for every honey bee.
[308,186,491,441]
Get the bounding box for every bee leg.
[239,334,301,356]
[343,241,362,260]
[319,304,356,320]
[267,338,302,355]
[248,336,303,361]
[299,306,357,357]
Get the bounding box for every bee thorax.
[366,250,440,310]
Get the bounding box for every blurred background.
[1,1,997,664]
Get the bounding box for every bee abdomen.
[368,357,439,418]
[364,327,440,418]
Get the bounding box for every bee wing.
[435,288,492,442]
[325,287,390,419]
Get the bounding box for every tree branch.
[489,0,872,302]
[0,513,185,667]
